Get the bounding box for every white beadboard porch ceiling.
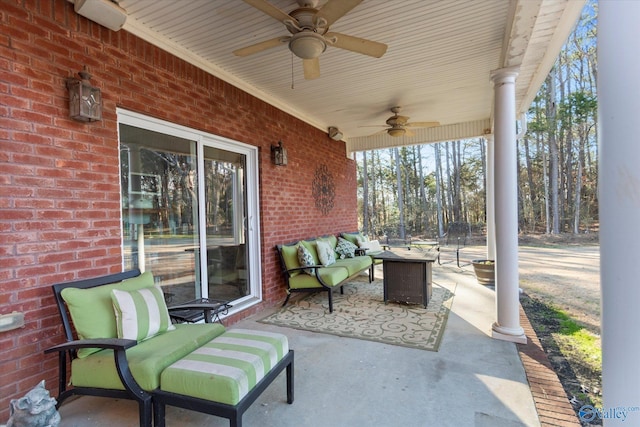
[112,0,585,153]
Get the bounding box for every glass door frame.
[117,108,262,310]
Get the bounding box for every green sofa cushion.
[334,257,371,276]
[287,273,324,290]
[323,235,338,249]
[160,329,289,406]
[341,232,363,246]
[281,244,301,277]
[70,323,225,391]
[300,240,320,264]
[288,264,351,289]
[61,271,155,358]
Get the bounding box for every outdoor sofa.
[276,232,383,313]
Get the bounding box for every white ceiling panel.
[110,0,585,152]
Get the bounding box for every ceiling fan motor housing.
[287,7,326,32]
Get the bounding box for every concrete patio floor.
[55,249,578,427]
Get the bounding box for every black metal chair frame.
[436,223,472,268]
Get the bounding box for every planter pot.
[472,260,495,285]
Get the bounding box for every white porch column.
[490,67,526,344]
[599,2,640,424]
[485,135,496,260]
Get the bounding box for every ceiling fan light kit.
[387,128,406,138]
[289,32,327,59]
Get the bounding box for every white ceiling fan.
[233,0,388,80]
[363,106,440,137]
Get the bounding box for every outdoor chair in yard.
[437,222,472,268]
[46,269,294,427]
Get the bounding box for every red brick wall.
[0,1,357,420]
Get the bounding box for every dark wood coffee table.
[373,249,437,308]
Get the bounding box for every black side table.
[168,298,232,325]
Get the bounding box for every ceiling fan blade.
[233,37,289,57]
[242,0,295,23]
[406,121,440,128]
[404,128,415,137]
[315,0,363,27]
[303,58,320,80]
[325,32,387,58]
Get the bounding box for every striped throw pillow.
[111,286,175,341]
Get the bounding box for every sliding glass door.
[118,111,260,308]
[201,145,249,300]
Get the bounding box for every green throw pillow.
[341,232,361,246]
[60,271,155,358]
[356,234,369,247]
[111,285,175,342]
[281,244,301,277]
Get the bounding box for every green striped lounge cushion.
[160,329,289,406]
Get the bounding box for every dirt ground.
[457,233,601,424]
[459,233,600,332]
[517,235,601,334]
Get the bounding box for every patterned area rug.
[259,278,455,352]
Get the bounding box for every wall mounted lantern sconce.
[328,126,343,141]
[271,141,288,166]
[66,68,102,122]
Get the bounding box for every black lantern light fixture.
[66,68,102,122]
[271,141,288,166]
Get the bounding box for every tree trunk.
[417,145,428,234]
[394,148,406,240]
[434,143,445,238]
[546,70,560,234]
[516,138,524,232]
[454,140,462,223]
[444,142,453,225]
[573,154,583,234]
[523,134,537,231]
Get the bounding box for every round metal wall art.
[312,164,335,215]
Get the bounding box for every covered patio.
[104,0,590,345]
[54,255,576,426]
[3,0,640,425]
